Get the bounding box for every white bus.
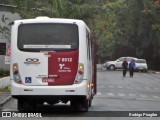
[10,17,97,111]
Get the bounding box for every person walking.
[122,58,128,77]
[129,59,136,77]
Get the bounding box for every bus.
[10,17,97,111]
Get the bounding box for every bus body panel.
[11,80,88,96]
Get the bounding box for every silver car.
[103,57,137,70]
[135,59,148,72]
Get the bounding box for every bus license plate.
[42,78,55,83]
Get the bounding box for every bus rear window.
[136,60,146,63]
[18,23,79,52]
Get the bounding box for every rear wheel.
[70,101,77,111]
[70,99,89,112]
[82,99,89,112]
[88,99,92,107]
[17,100,24,111]
[18,99,36,111]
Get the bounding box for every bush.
[0,68,10,78]
[5,70,10,76]
[0,68,4,77]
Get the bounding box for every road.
[94,70,160,111]
[1,70,160,119]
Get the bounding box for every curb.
[0,95,12,107]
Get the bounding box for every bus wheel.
[70,101,78,111]
[17,100,24,111]
[82,99,89,112]
[18,99,36,111]
[88,99,92,107]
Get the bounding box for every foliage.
[92,0,160,69]
[0,14,11,41]
[9,0,98,20]
[0,0,160,69]
[0,68,10,77]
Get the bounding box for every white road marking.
[107,93,115,96]
[152,96,160,98]
[140,94,148,98]
[108,86,114,88]
[118,86,123,88]
[154,88,159,90]
[118,93,126,97]
[128,94,136,97]
[100,86,105,88]
[97,92,102,95]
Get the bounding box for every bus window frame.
[17,23,79,52]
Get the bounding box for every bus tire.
[17,100,24,111]
[88,99,92,107]
[70,100,79,111]
[18,99,36,111]
[82,99,89,112]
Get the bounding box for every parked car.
[135,59,148,72]
[103,57,137,70]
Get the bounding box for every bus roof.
[14,17,88,28]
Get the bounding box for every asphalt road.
[94,70,160,110]
[1,70,160,119]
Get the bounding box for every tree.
[141,0,160,69]
[1,0,160,69]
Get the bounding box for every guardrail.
[0,76,10,89]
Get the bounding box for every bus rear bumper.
[12,95,87,102]
[11,80,88,97]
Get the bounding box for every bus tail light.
[13,63,22,84]
[75,63,84,84]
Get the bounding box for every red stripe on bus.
[48,50,79,85]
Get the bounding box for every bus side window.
[86,31,90,60]
[88,34,91,61]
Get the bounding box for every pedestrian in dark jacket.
[122,58,128,77]
[129,59,136,77]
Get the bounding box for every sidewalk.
[0,91,12,107]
